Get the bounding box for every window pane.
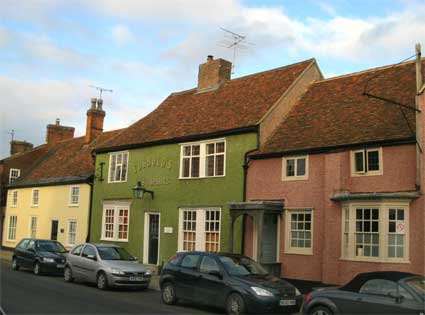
[192,145,200,155]
[297,158,306,176]
[206,143,215,154]
[367,150,380,171]
[355,151,364,172]
[206,156,214,176]
[286,159,295,177]
[182,158,190,177]
[183,146,191,156]
[191,157,200,177]
[215,155,224,176]
[216,142,225,153]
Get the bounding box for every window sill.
[100,238,129,243]
[179,175,225,180]
[351,171,383,177]
[68,204,79,208]
[339,257,410,264]
[107,180,128,184]
[10,205,17,208]
[30,205,39,208]
[282,176,308,181]
[284,249,313,256]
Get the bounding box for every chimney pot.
[56,118,60,125]
[97,98,103,110]
[207,55,214,62]
[91,98,97,109]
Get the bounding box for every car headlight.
[42,257,55,263]
[295,287,302,296]
[251,286,274,297]
[111,268,125,275]
[145,270,151,276]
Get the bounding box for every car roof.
[340,271,417,292]
[176,251,247,259]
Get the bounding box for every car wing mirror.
[388,292,404,303]
[87,254,97,261]
[209,270,223,279]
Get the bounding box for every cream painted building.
[3,184,91,248]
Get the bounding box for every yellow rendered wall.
[2,184,91,249]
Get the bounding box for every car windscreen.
[219,256,268,276]
[37,241,67,253]
[97,246,135,260]
[406,277,425,297]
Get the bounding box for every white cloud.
[0,27,10,47]
[111,25,136,46]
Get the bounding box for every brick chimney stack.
[197,55,232,91]
[10,140,33,155]
[85,98,105,143]
[46,118,75,145]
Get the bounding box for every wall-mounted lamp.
[132,181,154,200]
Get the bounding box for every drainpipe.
[86,179,94,242]
[416,43,422,190]
[241,148,259,255]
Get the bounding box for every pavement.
[0,253,218,315]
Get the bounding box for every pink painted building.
[236,55,425,285]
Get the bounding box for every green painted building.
[90,56,322,266]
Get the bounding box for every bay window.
[341,202,409,262]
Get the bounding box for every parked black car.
[160,252,303,314]
[302,271,425,315]
[11,238,68,275]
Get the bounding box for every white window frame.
[179,139,226,179]
[9,168,20,184]
[340,201,410,263]
[178,208,221,252]
[29,216,37,238]
[11,190,18,207]
[69,185,80,206]
[108,151,129,183]
[67,220,77,246]
[101,202,131,242]
[284,209,313,255]
[8,215,17,241]
[282,155,308,181]
[31,189,40,207]
[351,147,383,176]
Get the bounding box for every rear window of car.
[168,254,183,266]
[181,254,200,269]
[406,277,425,296]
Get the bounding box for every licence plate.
[129,276,144,281]
[279,299,296,306]
[56,264,64,268]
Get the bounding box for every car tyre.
[226,292,246,315]
[310,305,333,315]
[33,262,42,275]
[11,257,19,271]
[161,282,177,305]
[64,266,74,282]
[97,272,109,290]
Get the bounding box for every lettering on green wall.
[141,178,171,186]
[132,158,173,174]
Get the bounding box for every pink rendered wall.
[245,144,423,284]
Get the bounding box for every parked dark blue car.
[302,271,425,315]
[11,238,67,275]
[160,251,303,314]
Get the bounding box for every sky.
[1,0,425,158]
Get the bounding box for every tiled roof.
[253,59,422,156]
[98,59,315,150]
[10,129,122,187]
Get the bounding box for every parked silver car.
[64,243,151,290]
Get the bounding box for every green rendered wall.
[90,132,257,265]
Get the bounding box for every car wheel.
[226,292,246,315]
[33,262,42,275]
[97,272,108,290]
[310,305,333,315]
[11,257,19,270]
[161,282,177,305]
[64,267,74,282]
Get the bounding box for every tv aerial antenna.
[88,85,113,99]
[219,27,254,74]
[6,129,18,142]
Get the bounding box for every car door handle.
[356,297,363,301]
